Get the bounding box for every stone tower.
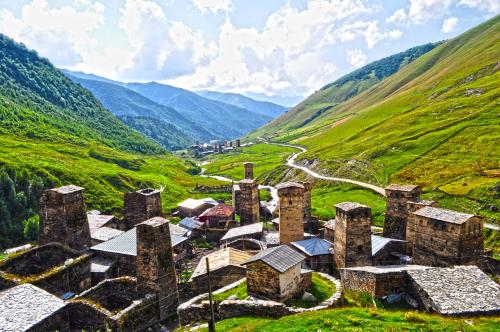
[383,184,421,240]
[232,184,241,214]
[136,217,179,320]
[39,185,91,251]
[334,202,372,269]
[236,139,241,147]
[239,179,260,225]
[299,182,312,222]
[277,182,305,244]
[244,162,254,179]
[124,188,162,230]
[405,199,436,254]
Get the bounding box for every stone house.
[412,206,484,267]
[177,198,218,218]
[190,248,252,294]
[243,245,305,302]
[291,237,334,274]
[199,203,235,228]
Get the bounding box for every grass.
[0,135,224,215]
[285,272,336,308]
[212,281,248,302]
[201,307,500,331]
[203,144,297,181]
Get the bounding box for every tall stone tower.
[136,217,179,320]
[299,182,312,222]
[334,202,372,268]
[39,185,91,251]
[236,139,241,147]
[124,188,162,229]
[277,182,305,244]
[239,179,260,225]
[244,162,254,179]
[383,184,421,240]
[405,199,436,254]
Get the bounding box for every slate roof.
[179,217,203,230]
[243,245,305,273]
[169,223,190,237]
[407,266,500,315]
[275,182,305,191]
[221,222,263,242]
[90,227,124,242]
[0,284,67,332]
[385,184,420,192]
[371,235,406,256]
[87,214,115,233]
[335,202,369,211]
[342,265,430,274]
[53,184,84,194]
[91,227,188,256]
[324,219,335,230]
[190,248,252,280]
[291,237,333,256]
[413,206,475,224]
[200,203,234,218]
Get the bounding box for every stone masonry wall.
[239,179,260,225]
[39,185,91,251]
[383,186,421,240]
[277,182,305,244]
[334,202,372,269]
[192,265,247,294]
[246,261,281,300]
[406,200,436,254]
[124,189,162,229]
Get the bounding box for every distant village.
[187,139,254,158]
[0,160,499,331]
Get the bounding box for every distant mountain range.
[64,70,279,149]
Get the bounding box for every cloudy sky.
[0,0,498,105]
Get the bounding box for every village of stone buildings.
[0,141,499,332]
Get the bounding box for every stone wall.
[193,184,233,194]
[39,185,91,250]
[334,202,372,269]
[278,264,302,301]
[277,182,305,244]
[136,217,179,320]
[192,265,247,294]
[246,261,281,300]
[77,276,138,312]
[124,189,162,229]
[340,268,409,297]
[0,243,91,295]
[65,301,108,332]
[406,200,436,254]
[239,179,260,225]
[413,215,484,267]
[383,185,421,240]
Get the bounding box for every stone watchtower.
[136,217,179,320]
[406,199,437,254]
[277,182,305,244]
[236,139,241,147]
[239,179,260,225]
[244,162,254,179]
[334,202,372,268]
[383,184,421,240]
[124,188,162,229]
[39,185,91,251]
[300,182,312,222]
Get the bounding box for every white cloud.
[458,0,500,13]
[346,49,367,67]
[408,0,453,24]
[192,0,233,14]
[442,16,459,33]
[326,20,402,48]
[0,0,104,67]
[386,9,407,24]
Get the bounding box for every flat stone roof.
[91,227,124,242]
[335,202,369,211]
[342,265,430,274]
[276,182,305,190]
[385,184,420,192]
[407,265,500,315]
[52,184,84,194]
[138,216,169,227]
[87,214,115,233]
[414,206,475,224]
[0,284,67,331]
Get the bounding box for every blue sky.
[0,0,497,106]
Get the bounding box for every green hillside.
[248,16,500,222]
[251,42,439,137]
[0,34,222,249]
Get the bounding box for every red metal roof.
[200,203,234,218]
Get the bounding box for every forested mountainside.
[250,16,500,222]
[0,34,219,249]
[251,42,439,135]
[0,34,162,154]
[197,90,287,118]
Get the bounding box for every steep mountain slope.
[0,34,221,248]
[64,75,212,147]
[196,90,287,118]
[0,35,162,154]
[254,16,500,220]
[127,82,272,140]
[250,42,439,138]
